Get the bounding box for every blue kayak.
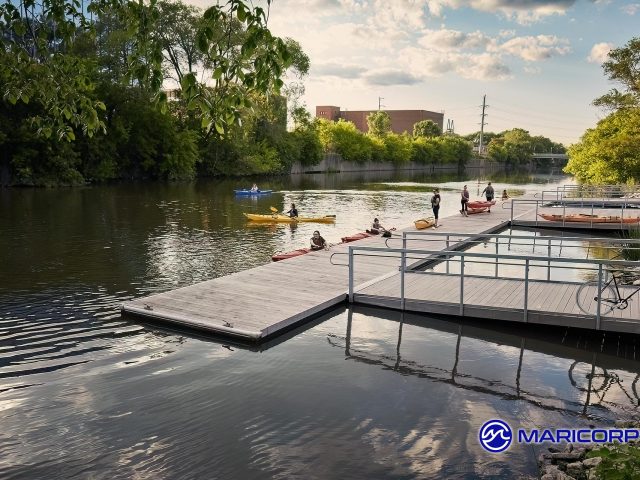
[234,189,273,196]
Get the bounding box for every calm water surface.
[2,171,639,479]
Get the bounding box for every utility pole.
[378,97,384,111]
[478,94,488,155]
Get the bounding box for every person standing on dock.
[460,185,469,216]
[431,188,441,228]
[481,182,494,212]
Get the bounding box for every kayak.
[467,200,496,209]
[468,206,489,214]
[414,218,435,230]
[234,189,273,195]
[272,248,311,262]
[244,213,336,223]
[341,232,371,243]
[538,213,640,224]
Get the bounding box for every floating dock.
[122,198,640,341]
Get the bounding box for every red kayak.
[341,232,371,243]
[272,248,311,262]
[467,200,496,209]
[468,206,489,214]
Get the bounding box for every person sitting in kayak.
[286,203,298,218]
[250,183,259,192]
[369,218,386,234]
[501,189,509,200]
[310,230,327,250]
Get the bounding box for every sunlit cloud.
[313,63,367,79]
[493,35,571,61]
[364,70,423,86]
[587,42,614,63]
[425,0,577,24]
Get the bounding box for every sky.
[195,1,640,145]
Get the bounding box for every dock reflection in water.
[1,298,640,479]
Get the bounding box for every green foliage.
[317,119,373,163]
[586,444,640,479]
[620,227,640,261]
[565,108,640,183]
[413,120,441,138]
[411,137,439,164]
[0,0,292,142]
[593,37,640,111]
[366,111,391,137]
[437,135,472,166]
[383,133,412,165]
[487,128,552,166]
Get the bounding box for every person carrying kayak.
[310,230,328,250]
[481,181,494,212]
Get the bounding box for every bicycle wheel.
[576,281,617,316]
[568,361,610,393]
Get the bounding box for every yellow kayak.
[244,213,336,223]
[414,218,435,230]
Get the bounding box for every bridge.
[532,153,568,161]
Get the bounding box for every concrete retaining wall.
[290,153,496,174]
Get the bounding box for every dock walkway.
[354,273,640,335]
[122,200,522,340]
[122,196,640,341]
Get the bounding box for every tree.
[366,111,391,137]
[413,120,441,138]
[593,37,640,111]
[156,1,204,85]
[317,119,373,163]
[487,128,533,166]
[0,0,292,140]
[564,108,640,184]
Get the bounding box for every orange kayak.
[538,213,640,223]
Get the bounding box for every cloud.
[587,42,614,63]
[418,29,492,50]
[313,63,367,79]
[399,47,512,81]
[426,0,577,24]
[494,35,571,61]
[621,3,640,15]
[364,70,422,86]
[524,65,542,74]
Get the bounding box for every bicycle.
[576,269,640,316]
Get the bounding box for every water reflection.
[1,298,640,478]
[335,306,640,420]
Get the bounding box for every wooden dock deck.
[122,196,640,341]
[121,200,522,341]
[353,273,640,335]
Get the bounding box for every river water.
[1,170,639,479]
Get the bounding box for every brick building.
[316,106,444,135]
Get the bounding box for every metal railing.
[552,185,640,200]
[503,198,640,228]
[385,231,640,280]
[347,245,640,330]
[534,189,640,203]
